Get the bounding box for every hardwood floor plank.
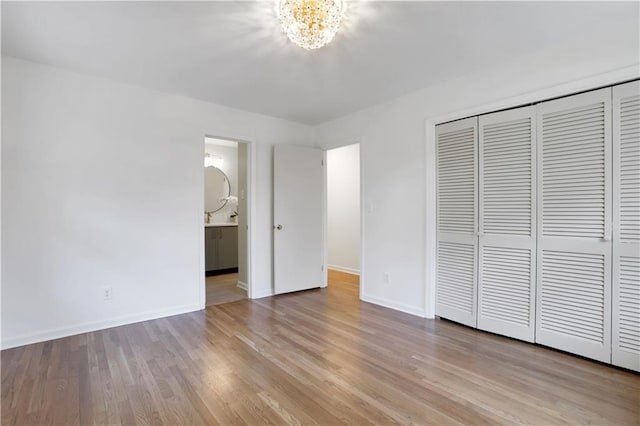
[2,271,639,425]
[206,272,246,306]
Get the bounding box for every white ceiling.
[2,1,638,124]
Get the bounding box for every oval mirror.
[204,166,231,212]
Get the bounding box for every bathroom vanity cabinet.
[205,225,238,272]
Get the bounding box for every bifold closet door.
[536,88,612,363]
[478,107,536,342]
[436,117,478,327]
[612,81,640,372]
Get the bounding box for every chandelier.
[277,0,344,50]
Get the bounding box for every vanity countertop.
[205,222,238,228]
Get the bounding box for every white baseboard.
[251,287,273,299]
[237,280,248,291]
[1,303,202,350]
[361,294,426,318]
[328,265,360,275]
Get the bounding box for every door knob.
[274,224,283,230]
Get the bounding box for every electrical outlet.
[383,273,390,284]
[102,286,113,301]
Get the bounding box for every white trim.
[252,288,274,299]
[1,303,201,350]
[322,150,328,288]
[359,140,365,301]
[247,139,257,299]
[424,65,640,322]
[328,265,360,275]
[198,160,206,309]
[0,52,3,349]
[237,280,248,291]
[361,295,426,318]
[424,120,437,319]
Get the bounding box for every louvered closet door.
[478,106,536,342]
[436,117,478,327]
[536,88,612,363]
[613,81,640,372]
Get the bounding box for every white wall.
[1,56,313,348]
[327,144,360,275]
[314,59,639,318]
[3,38,639,348]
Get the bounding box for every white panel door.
[478,106,536,342]
[536,88,612,363]
[436,117,478,327]
[273,145,324,295]
[613,81,640,372]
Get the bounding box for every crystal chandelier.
[277,0,344,50]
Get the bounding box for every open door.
[273,145,324,294]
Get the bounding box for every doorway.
[326,143,361,294]
[203,136,250,306]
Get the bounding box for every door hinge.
[321,159,324,166]
[321,265,324,271]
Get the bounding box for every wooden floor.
[206,272,246,306]
[2,269,639,425]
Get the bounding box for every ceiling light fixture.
[277,0,344,50]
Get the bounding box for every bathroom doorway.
[326,143,362,296]
[203,136,250,306]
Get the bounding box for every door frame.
[424,66,638,319]
[199,133,256,308]
[322,139,364,301]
